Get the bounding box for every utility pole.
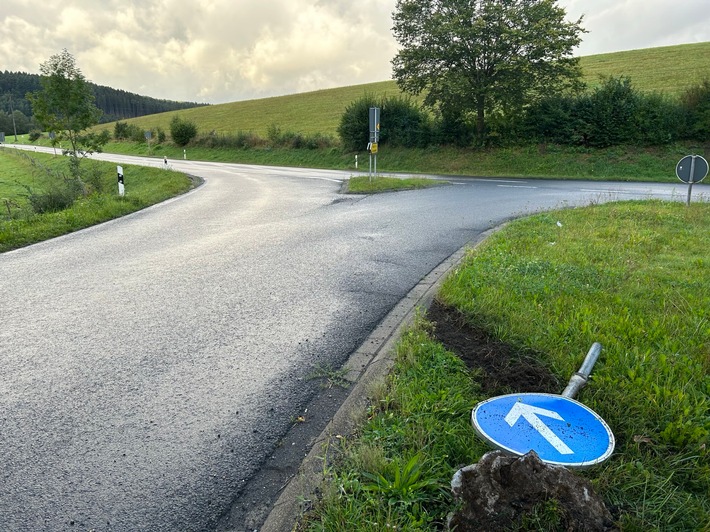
[9,94,18,141]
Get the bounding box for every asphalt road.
[1,148,707,530]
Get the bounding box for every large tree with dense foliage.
[391,0,585,141]
[27,49,108,180]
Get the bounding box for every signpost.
[368,107,380,181]
[676,155,709,206]
[472,393,615,468]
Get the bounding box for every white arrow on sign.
[504,401,574,455]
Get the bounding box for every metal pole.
[687,156,696,206]
[562,343,602,399]
[9,94,18,141]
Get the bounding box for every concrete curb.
[261,231,495,531]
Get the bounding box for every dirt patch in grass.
[426,299,561,395]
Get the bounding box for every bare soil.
[426,299,561,395]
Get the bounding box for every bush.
[433,107,476,147]
[114,121,146,142]
[338,95,379,152]
[24,178,83,213]
[635,92,688,144]
[338,94,432,151]
[524,76,689,147]
[28,130,42,142]
[266,125,336,149]
[682,79,710,141]
[114,121,129,140]
[576,76,640,147]
[170,115,198,146]
[195,131,267,149]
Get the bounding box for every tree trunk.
[476,96,485,138]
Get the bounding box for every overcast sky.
[1,1,709,104]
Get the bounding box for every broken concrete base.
[449,450,616,531]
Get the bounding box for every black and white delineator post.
[117,165,125,197]
[368,107,380,182]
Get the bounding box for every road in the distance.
[1,148,707,530]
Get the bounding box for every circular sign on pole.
[472,393,615,468]
[676,155,709,184]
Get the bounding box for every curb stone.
[261,228,499,531]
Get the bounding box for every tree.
[170,115,198,146]
[27,49,108,180]
[392,0,585,141]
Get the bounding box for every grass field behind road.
[304,201,710,530]
[0,148,193,252]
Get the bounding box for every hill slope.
[580,42,710,95]
[104,41,710,138]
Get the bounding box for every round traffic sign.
[676,155,709,184]
[472,393,615,468]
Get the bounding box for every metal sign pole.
[687,156,696,206]
[562,343,602,399]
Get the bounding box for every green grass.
[303,201,710,530]
[581,42,710,96]
[0,148,193,252]
[14,135,705,183]
[346,175,446,193]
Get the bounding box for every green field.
[95,42,710,138]
[0,149,193,252]
[581,42,710,96]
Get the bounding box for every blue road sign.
[472,393,614,468]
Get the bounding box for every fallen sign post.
[471,343,615,468]
[676,154,708,206]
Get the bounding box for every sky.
[1,0,709,105]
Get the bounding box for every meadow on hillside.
[102,42,710,138]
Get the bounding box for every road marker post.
[117,165,125,197]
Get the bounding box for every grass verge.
[12,135,707,182]
[301,200,710,531]
[0,148,194,253]
[345,175,446,194]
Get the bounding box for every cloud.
[1,0,709,104]
[559,0,710,55]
